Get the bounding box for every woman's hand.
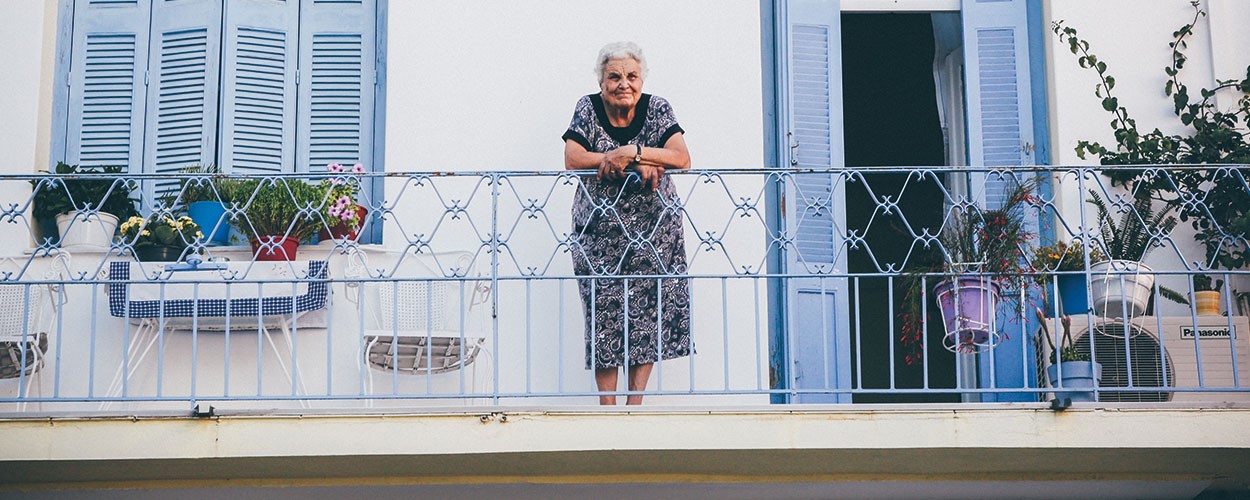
[634,164,664,191]
[598,146,634,180]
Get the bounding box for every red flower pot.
[318,204,368,242]
[250,235,300,261]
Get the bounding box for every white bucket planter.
[1089,259,1154,318]
[55,211,118,250]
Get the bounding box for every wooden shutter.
[296,0,377,172]
[62,0,152,170]
[141,0,223,200]
[219,0,300,174]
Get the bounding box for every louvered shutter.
[296,0,377,173]
[962,0,1035,209]
[962,0,1039,403]
[62,0,152,170]
[140,0,223,201]
[780,0,851,404]
[220,0,299,175]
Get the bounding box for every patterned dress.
[562,93,693,370]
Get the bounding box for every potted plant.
[1086,189,1187,317]
[31,162,138,249]
[900,179,1039,356]
[178,166,233,245]
[1037,311,1101,403]
[317,162,368,242]
[1031,241,1105,316]
[231,178,326,261]
[119,215,203,262]
[1193,274,1223,316]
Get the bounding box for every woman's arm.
[639,132,691,170]
[564,132,691,188]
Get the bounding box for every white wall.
[382,0,771,403]
[0,0,57,255]
[1046,0,1250,312]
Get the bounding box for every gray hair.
[595,41,648,83]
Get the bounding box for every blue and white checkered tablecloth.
[107,261,329,319]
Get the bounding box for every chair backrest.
[0,284,44,342]
[359,251,488,338]
[0,253,69,342]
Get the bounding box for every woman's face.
[599,57,644,110]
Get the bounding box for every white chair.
[348,250,492,398]
[0,252,71,410]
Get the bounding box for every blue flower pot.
[1057,274,1089,316]
[1047,361,1102,402]
[188,201,229,245]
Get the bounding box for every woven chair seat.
[0,333,46,380]
[365,334,483,374]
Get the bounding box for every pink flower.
[351,163,365,173]
[327,163,343,173]
[336,196,352,207]
[328,204,342,218]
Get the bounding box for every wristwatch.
[633,144,643,164]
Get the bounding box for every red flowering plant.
[898,177,1041,364]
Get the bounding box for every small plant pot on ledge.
[187,201,230,245]
[318,204,368,242]
[250,236,300,261]
[1047,361,1102,403]
[55,211,119,250]
[133,245,186,262]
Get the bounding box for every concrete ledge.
[2,408,1248,489]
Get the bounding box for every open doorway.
[842,13,959,403]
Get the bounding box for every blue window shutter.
[296,0,377,173]
[141,0,223,200]
[961,0,1035,209]
[780,0,850,404]
[790,19,840,267]
[63,0,152,170]
[219,0,299,175]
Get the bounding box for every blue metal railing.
[0,165,1245,414]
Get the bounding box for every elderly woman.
[563,42,692,405]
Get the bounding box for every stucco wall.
[0,0,57,255]
[1045,0,1250,312]
[382,0,770,402]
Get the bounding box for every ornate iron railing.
[0,165,1247,414]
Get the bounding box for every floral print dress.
[562,93,693,369]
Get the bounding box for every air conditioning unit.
[1040,316,1250,403]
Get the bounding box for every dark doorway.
[842,13,957,403]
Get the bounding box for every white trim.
[842,0,959,12]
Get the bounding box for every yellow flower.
[140,230,151,237]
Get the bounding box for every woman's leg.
[595,367,618,405]
[625,362,653,405]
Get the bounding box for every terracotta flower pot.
[249,235,300,261]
